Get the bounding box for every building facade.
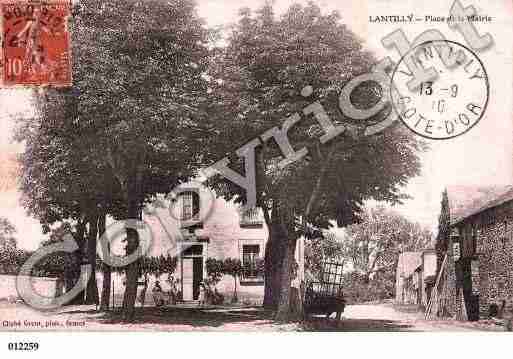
[395,250,436,307]
[434,185,513,321]
[145,183,304,305]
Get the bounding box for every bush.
[222,258,242,303]
[205,258,224,285]
[203,258,225,305]
[202,279,224,305]
[340,271,394,304]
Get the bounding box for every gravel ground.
[0,302,300,332]
[0,301,504,332]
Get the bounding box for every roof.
[447,185,513,225]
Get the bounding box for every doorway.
[193,258,203,300]
[181,244,204,301]
[459,258,480,321]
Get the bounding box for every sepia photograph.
[0,0,512,353]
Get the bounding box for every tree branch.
[106,147,127,193]
[304,142,337,219]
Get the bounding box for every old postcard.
[0,0,512,352]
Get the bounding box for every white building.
[144,184,304,305]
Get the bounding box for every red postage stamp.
[0,0,72,87]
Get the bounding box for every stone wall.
[456,201,513,320]
[0,275,58,301]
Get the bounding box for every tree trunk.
[100,261,112,310]
[122,172,142,322]
[99,215,111,311]
[85,213,100,305]
[275,238,298,322]
[263,229,274,308]
[140,274,149,308]
[232,276,238,303]
[263,199,288,310]
[264,222,288,309]
[65,220,87,305]
[122,229,140,321]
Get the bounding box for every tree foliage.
[0,218,16,247]
[435,189,450,273]
[14,0,215,320]
[222,258,243,303]
[305,231,346,281]
[345,206,433,280]
[205,258,224,286]
[35,223,74,278]
[133,255,178,277]
[304,207,433,303]
[207,2,426,319]
[0,218,19,275]
[0,218,70,277]
[11,0,427,321]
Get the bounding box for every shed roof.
[447,185,513,225]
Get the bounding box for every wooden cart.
[304,261,346,320]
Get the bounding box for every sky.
[1,0,512,250]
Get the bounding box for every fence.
[0,274,58,301]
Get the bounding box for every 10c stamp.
[0,0,72,87]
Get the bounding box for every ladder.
[425,254,447,320]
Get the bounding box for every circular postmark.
[391,40,489,140]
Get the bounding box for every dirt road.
[333,303,502,331]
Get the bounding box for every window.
[242,245,261,279]
[181,191,200,221]
[240,207,263,227]
[453,242,461,261]
[482,211,494,226]
[471,223,477,255]
[182,245,203,256]
[488,210,496,225]
[502,237,508,250]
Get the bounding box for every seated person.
[153,280,163,292]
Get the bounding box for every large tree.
[207,2,425,320]
[16,89,117,304]
[345,206,433,284]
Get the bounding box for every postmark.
[0,0,72,87]
[390,40,489,140]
